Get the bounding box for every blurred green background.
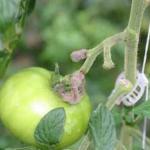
[0,0,150,149]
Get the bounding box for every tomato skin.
[0,67,91,149]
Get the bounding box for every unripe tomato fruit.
[0,67,91,149]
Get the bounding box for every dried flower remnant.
[71,49,87,62]
[53,71,85,104]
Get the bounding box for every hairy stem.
[117,124,133,150]
[79,32,125,74]
[124,0,147,84]
[116,125,150,150]
[128,126,150,146]
[121,0,148,149]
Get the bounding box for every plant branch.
[79,32,125,74]
[106,77,133,110]
[70,0,150,81]
[71,0,148,110]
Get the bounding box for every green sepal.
[51,63,62,85]
[34,108,66,147]
[51,64,72,92]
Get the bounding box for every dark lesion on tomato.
[51,69,85,104]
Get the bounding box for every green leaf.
[34,108,66,146]
[0,51,11,78]
[133,100,150,118]
[25,0,36,15]
[0,0,36,26]
[0,0,36,78]
[14,0,36,29]
[0,0,36,33]
[0,0,36,51]
[89,105,116,150]
[17,0,36,21]
[0,0,20,28]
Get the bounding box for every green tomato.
[0,67,91,149]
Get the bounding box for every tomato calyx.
[51,67,85,104]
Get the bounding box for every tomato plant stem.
[124,0,148,84]
[128,126,150,146]
[120,0,148,148]
[116,124,133,150]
